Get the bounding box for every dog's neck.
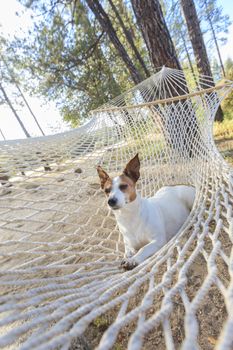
[113,193,148,241]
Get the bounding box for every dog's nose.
[108,197,117,207]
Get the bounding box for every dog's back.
[149,185,196,240]
[154,185,195,208]
[164,185,195,210]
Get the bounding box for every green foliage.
[214,118,233,140]
[163,0,231,82]
[221,58,233,120]
[211,58,222,80]
[106,0,151,75]
[197,0,232,48]
[225,58,233,74]
[197,0,232,78]
[10,0,150,127]
[13,1,125,126]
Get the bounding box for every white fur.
[109,177,126,207]
[113,185,195,268]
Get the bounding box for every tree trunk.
[181,0,224,121]
[203,0,226,78]
[85,0,143,84]
[131,0,201,157]
[182,37,198,87]
[107,0,150,78]
[76,2,122,98]
[131,0,181,71]
[0,55,45,136]
[16,85,45,136]
[0,82,31,138]
[0,128,6,140]
[212,30,226,78]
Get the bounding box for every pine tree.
[163,1,198,85]
[180,0,224,121]
[131,0,203,156]
[85,0,143,84]
[0,37,31,138]
[131,0,181,71]
[0,53,45,136]
[107,0,150,78]
[198,0,231,77]
[0,82,30,138]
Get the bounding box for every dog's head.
[97,154,140,210]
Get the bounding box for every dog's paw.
[120,258,138,270]
[124,249,136,259]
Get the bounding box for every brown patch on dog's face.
[102,178,113,196]
[119,174,137,202]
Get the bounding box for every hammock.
[0,66,232,350]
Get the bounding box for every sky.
[0,0,233,141]
[0,0,71,140]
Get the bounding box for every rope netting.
[0,66,232,349]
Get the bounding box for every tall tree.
[131,0,201,157]
[15,84,45,136]
[0,82,30,138]
[0,54,45,136]
[107,0,150,78]
[131,0,181,71]
[85,0,143,84]
[199,0,231,78]
[180,0,224,122]
[164,0,198,86]
[180,0,213,77]
[0,128,6,140]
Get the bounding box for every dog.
[97,154,195,270]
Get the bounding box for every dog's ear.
[123,153,140,183]
[97,166,110,189]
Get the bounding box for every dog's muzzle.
[108,197,118,209]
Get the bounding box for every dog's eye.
[119,184,128,191]
[105,187,111,194]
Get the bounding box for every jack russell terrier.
[97,154,195,270]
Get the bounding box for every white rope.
[0,67,232,349]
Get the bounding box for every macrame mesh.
[0,67,232,350]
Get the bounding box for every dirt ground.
[0,138,232,350]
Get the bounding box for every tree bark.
[131,0,181,71]
[181,0,212,77]
[85,0,143,85]
[107,0,150,78]
[181,0,223,121]
[182,37,198,87]
[131,0,201,157]
[0,82,31,138]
